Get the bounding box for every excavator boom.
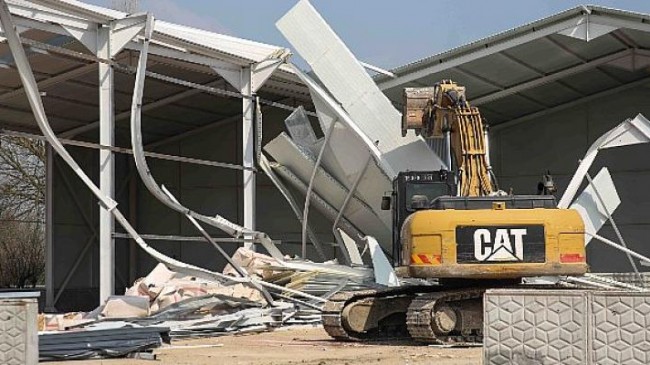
[403,80,494,196]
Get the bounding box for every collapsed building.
[2,1,650,362]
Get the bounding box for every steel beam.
[302,118,337,258]
[125,17,284,260]
[472,49,631,105]
[97,25,115,304]
[241,67,256,250]
[492,75,650,132]
[44,144,54,311]
[378,16,589,90]
[0,63,96,103]
[332,153,371,265]
[0,3,260,295]
[128,167,137,284]
[259,154,326,261]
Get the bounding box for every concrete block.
[484,289,650,365]
[0,294,39,365]
[484,289,587,365]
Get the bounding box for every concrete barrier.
[0,292,39,365]
[484,289,650,365]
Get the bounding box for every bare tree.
[0,135,45,219]
[0,214,44,288]
[0,135,46,287]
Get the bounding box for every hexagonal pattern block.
[592,293,650,365]
[484,290,587,365]
[484,290,650,365]
[0,299,38,365]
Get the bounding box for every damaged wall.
[491,84,650,273]
[52,101,336,312]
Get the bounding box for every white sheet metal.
[288,66,394,228]
[570,167,620,245]
[338,229,364,266]
[366,236,400,287]
[259,154,326,260]
[284,106,317,148]
[270,164,366,242]
[276,0,444,173]
[265,133,392,245]
[559,113,650,208]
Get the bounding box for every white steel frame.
[0,0,296,308]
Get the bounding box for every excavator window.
[405,182,450,212]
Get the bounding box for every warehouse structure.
[377,6,650,274]
[0,1,649,311]
[0,0,321,311]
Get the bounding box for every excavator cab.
[382,170,455,265]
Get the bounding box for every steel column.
[45,145,54,311]
[128,168,138,284]
[97,25,115,304]
[241,67,256,250]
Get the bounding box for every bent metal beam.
[0,2,276,305]
[126,17,283,260]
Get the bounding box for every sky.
[85,0,650,69]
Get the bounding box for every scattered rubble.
[38,247,379,361]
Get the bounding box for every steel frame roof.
[0,0,310,145]
[376,5,650,131]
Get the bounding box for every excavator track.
[323,286,489,344]
[406,288,485,344]
[322,286,431,341]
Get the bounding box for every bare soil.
[44,326,482,365]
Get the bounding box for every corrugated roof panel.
[618,28,650,49]
[143,104,222,128]
[504,37,579,74]
[138,116,198,137]
[40,79,98,105]
[483,94,545,120]
[559,68,623,95]
[174,93,241,116]
[546,33,626,61]
[154,21,284,64]
[597,64,650,83]
[0,68,25,89]
[42,95,97,120]
[29,54,85,75]
[461,54,539,88]
[518,81,583,107]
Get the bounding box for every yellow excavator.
[322,80,588,344]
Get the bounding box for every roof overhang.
[0,0,310,145]
[377,5,650,130]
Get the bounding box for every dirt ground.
[44,326,482,365]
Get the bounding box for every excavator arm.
[403,80,495,196]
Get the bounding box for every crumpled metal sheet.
[276,0,444,175]
[270,163,366,240]
[265,132,392,245]
[570,167,620,245]
[39,325,169,361]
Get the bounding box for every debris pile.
[38,247,379,361]
[39,325,170,361]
